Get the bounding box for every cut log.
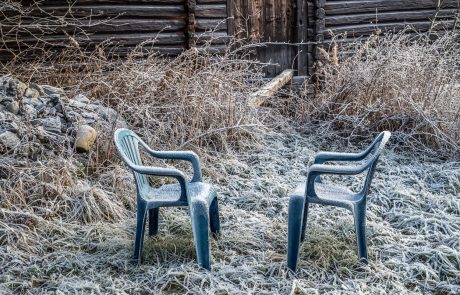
[249,69,294,106]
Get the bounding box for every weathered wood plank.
[195,18,227,31]
[195,31,229,43]
[250,69,294,106]
[2,5,187,18]
[324,20,458,39]
[3,32,186,47]
[324,0,459,15]
[1,19,187,35]
[195,4,227,18]
[23,0,185,4]
[196,0,226,3]
[325,9,459,26]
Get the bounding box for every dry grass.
[1,132,459,294]
[295,30,460,159]
[1,7,459,293]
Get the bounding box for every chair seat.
[142,182,216,207]
[291,181,360,203]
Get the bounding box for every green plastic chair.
[287,131,391,271]
[114,128,220,270]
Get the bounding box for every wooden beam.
[249,69,294,106]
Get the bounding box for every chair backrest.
[360,131,391,195]
[114,128,149,193]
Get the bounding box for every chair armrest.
[152,151,202,182]
[306,163,367,197]
[137,140,202,182]
[308,163,367,176]
[315,131,391,165]
[132,165,189,201]
[314,151,366,164]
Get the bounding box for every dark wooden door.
[229,0,313,76]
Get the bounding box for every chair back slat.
[114,129,148,192]
[360,131,391,195]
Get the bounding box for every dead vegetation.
[0,5,459,294]
[295,30,460,159]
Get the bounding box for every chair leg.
[287,195,306,272]
[191,200,211,270]
[353,203,368,264]
[148,208,160,236]
[209,197,220,236]
[300,201,309,242]
[134,204,147,264]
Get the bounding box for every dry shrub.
[4,42,265,156]
[1,0,266,224]
[298,30,460,159]
[1,36,266,224]
[98,46,264,154]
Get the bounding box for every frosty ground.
[2,130,459,294]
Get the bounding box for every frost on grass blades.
[1,8,459,294]
[296,30,460,159]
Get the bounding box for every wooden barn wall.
[229,0,315,76]
[2,0,459,74]
[0,0,229,61]
[313,0,460,63]
[229,0,459,77]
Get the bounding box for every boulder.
[24,87,40,99]
[0,131,21,150]
[74,94,90,104]
[6,101,19,114]
[75,125,97,153]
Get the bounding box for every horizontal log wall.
[195,0,228,47]
[314,0,460,64]
[0,0,229,62]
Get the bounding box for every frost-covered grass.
[1,131,458,294]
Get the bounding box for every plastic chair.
[287,131,391,271]
[114,128,220,270]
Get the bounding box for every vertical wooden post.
[227,0,234,36]
[314,0,325,62]
[296,0,308,75]
[186,0,197,49]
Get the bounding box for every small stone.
[35,126,46,141]
[42,85,65,96]
[75,125,97,153]
[41,117,62,133]
[24,96,42,106]
[0,131,21,150]
[98,106,118,122]
[35,103,47,113]
[66,111,83,123]
[82,112,99,121]
[6,101,19,114]
[68,99,91,109]
[54,103,63,113]
[0,95,12,103]
[74,94,90,104]
[49,107,57,116]
[22,104,38,119]
[24,87,40,99]
[48,94,61,105]
[29,83,45,96]
[7,78,27,97]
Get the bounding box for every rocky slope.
[0,75,125,159]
